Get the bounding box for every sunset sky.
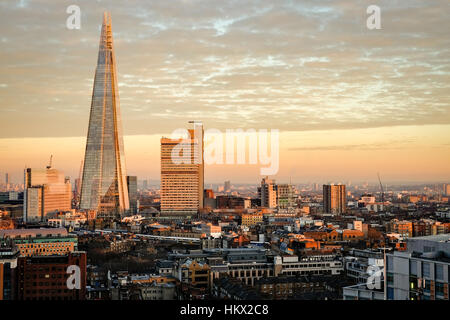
[0,0,449,184]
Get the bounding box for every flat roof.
[408,234,450,242]
[0,227,68,238]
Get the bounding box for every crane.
[46,155,53,169]
[377,172,384,203]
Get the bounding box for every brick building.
[15,251,86,300]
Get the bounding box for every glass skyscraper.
[80,13,129,219]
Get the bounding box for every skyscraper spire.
[80,12,129,219]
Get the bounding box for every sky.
[0,0,449,184]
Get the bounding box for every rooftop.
[0,227,68,238]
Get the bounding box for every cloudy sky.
[0,0,449,184]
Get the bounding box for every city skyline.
[1,0,450,307]
[1,1,449,183]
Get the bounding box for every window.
[424,280,430,293]
[435,282,444,296]
[422,263,430,278]
[387,272,394,285]
[387,287,394,300]
[386,256,394,271]
[435,264,444,281]
[410,261,417,276]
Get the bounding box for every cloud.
[0,0,449,138]
[288,139,416,151]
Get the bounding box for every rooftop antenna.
[46,155,53,169]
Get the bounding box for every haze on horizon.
[0,0,449,184]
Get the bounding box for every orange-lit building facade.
[323,184,346,215]
[242,212,264,226]
[24,167,71,223]
[0,228,77,257]
[160,124,204,218]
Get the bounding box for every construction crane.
[377,172,384,203]
[46,155,53,169]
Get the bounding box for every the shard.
[80,12,129,219]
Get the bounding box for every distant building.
[200,223,221,238]
[323,184,346,215]
[173,259,210,290]
[277,184,296,209]
[127,176,138,215]
[224,181,231,193]
[0,228,77,257]
[242,212,263,226]
[259,177,277,208]
[23,167,71,223]
[444,183,450,196]
[387,219,413,238]
[216,195,245,209]
[359,194,376,204]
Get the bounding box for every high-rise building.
[323,184,346,215]
[160,122,204,218]
[444,183,450,196]
[5,173,9,185]
[23,167,71,223]
[277,184,296,209]
[127,176,138,215]
[224,181,231,193]
[80,13,129,220]
[259,176,277,208]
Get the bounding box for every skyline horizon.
[1,2,449,185]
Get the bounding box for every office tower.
[277,184,296,209]
[5,173,9,185]
[160,122,204,218]
[127,176,138,215]
[224,181,231,193]
[142,179,148,190]
[259,176,277,208]
[23,167,71,223]
[80,13,129,220]
[444,183,450,196]
[323,184,346,214]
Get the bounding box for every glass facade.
[24,168,71,222]
[80,13,129,219]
